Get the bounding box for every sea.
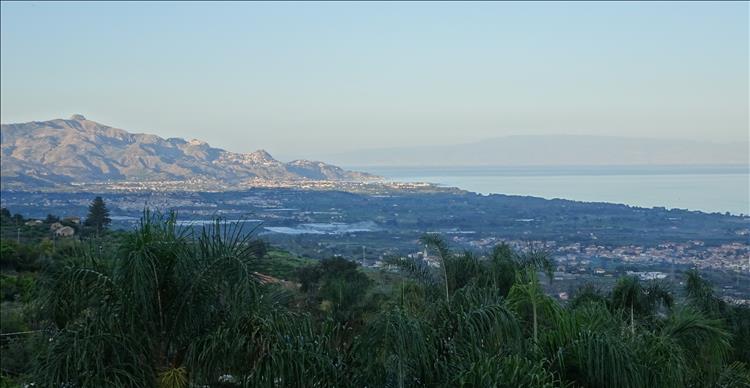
[354,165,750,216]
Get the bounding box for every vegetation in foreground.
[1,208,749,387]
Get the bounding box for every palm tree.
[351,305,437,387]
[479,243,553,297]
[420,234,453,303]
[506,269,558,345]
[610,276,673,333]
[541,286,733,388]
[394,235,553,302]
[659,306,731,386]
[538,301,644,388]
[34,211,330,387]
[714,362,750,387]
[453,354,558,387]
[569,283,608,309]
[684,268,726,317]
[32,225,748,388]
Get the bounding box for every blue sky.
[1,2,747,159]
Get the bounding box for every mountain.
[0,115,376,189]
[323,135,749,167]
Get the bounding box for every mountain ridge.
[0,115,377,190]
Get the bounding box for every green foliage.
[611,275,673,332]
[568,283,608,309]
[34,210,277,387]
[715,362,750,388]
[0,302,29,334]
[0,239,44,272]
[507,269,560,344]
[0,274,35,304]
[634,331,689,388]
[297,257,373,324]
[454,354,558,387]
[157,367,187,388]
[0,334,37,385]
[0,208,11,222]
[682,269,750,365]
[0,208,24,227]
[254,249,312,279]
[389,236,553,302]
[729,305,750,364]
[538,303,644,388]
[352,305,437,387]
[6,218,747,388]
[83,196,111,234]
[660,306,731,385]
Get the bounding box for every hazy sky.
[1,2,747,159]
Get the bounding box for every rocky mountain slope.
[0,115,376,189]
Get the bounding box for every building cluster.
[446,233,750,275]
[62,178,448,195]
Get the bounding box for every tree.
[35,211,328,387]
[394,235,553,304]
[420,234,452,303]
[0,207,11,222]
[297,257,373,324]
[610,276,673,333]
[507,269,558,345]
[31,226,750,388]
[84,196,111,234]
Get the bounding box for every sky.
[1,2,748,160]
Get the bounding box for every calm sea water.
[355,165,750,215]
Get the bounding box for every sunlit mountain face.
[0,115,377,189]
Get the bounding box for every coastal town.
[64,178,448,195]
[452,236,750,274]
[396,237,750,304]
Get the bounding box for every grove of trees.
[1,211,749,387]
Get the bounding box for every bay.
[355,165,750,215]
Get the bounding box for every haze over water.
[361,165,750,215]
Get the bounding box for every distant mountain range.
[0,115,376,189]
[324,135,749,167]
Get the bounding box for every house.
[63,216,81,224]
[54,226,75,237]
[24,219,43,226]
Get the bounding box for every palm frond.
[715,361,750,388]
[661,306,731,384]
[453,354,558,388]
